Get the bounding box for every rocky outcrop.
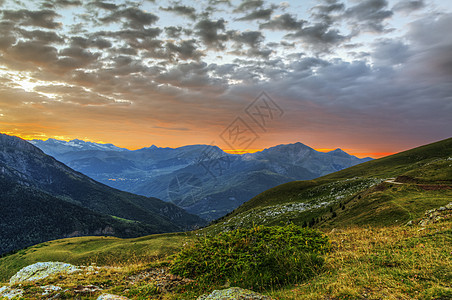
[197,287,273,300]
[0,286,23,299]
[415,202,452,226]
[9,262,81,284]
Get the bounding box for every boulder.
[0,286,23,299]
[197,287,273,300]
[9,262,81,284]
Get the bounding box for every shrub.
[169,224,330,290]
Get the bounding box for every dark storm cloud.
[166,39,204,61]
[393,0,424,13]
[88,0,119,11]
[0,21,16,49]
[344,0,393,32]
[41,0,82,9]
[230,30,264,48]
[100,7,159,29]
[194,18,228,50]
[236,8,273,21]
[19,28,65,44]
[165,26,183,38]
[259,13,304,31]
[405,14,452,79]
[93,28,162,49]
[372,39,409,65]
[208,0,231,6]
[70,36,112,49]
[156,61,228,91]
[1,9,61,29]
[311,0,344,23]
[234,0,264,12]
[160,5,197,20]
[286,23,347,53]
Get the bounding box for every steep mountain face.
[31,139,371,220]
[0,134,206,254]
[207,138,452,233]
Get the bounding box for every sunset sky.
[0,0,451,158]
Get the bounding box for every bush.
[169,224,330,290]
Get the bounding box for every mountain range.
[0,134,205,255]
[208,137,452,232]
[30,139,372,220]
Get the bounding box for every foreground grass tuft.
[169,224,329,291]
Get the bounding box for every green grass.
[269,221,452,300]
[0,232,191,282]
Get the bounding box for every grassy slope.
[207,138,452,233]
[0,220,450,299]
[0,233,190,282]
[0,138,450,299]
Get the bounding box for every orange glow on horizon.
[314,148,394,159]
[223,149,263,154]
[6,133,395,159]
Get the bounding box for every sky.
[0,0,451,158]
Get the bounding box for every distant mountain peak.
[329,148,346,153]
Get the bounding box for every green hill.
[207,137,452,232]
[0,138,450,299]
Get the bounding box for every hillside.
[0,212,450,299]
[0,138,450,299]
[30,139,371,220]
[207,138,452,232]
[0,134,205,255]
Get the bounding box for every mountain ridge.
[207,137,452,232]
[30,138,372,220]
[0,133,206,255]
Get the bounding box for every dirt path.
[384,178,404,185]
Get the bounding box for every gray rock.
[197,287,273,300]
[41,285,62,296]
[0,286,23,299]
[9,262,81,284]
[97,294,131,300]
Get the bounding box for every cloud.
[236,8,273,21]
[259,13,304,31]
[230,30,264,48]
[160,5,197,20]
[70,36,111,49]
[393,0,425,14]
[88,0,119,11]
[100,7,159,29]
[8,40,58,65]
[344,0,393,32]
[166,39,204,61]
[41,0,82,8]
[0,21,16,49]
[165,26,184,38]
[19,29,65,44]
[311,0,344,23]
[194,18,228,50]
[372,39,409,65]
[1,9,61,29]
[234,0,264,12]
[286,23,347,53]
[404,13,452,79]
